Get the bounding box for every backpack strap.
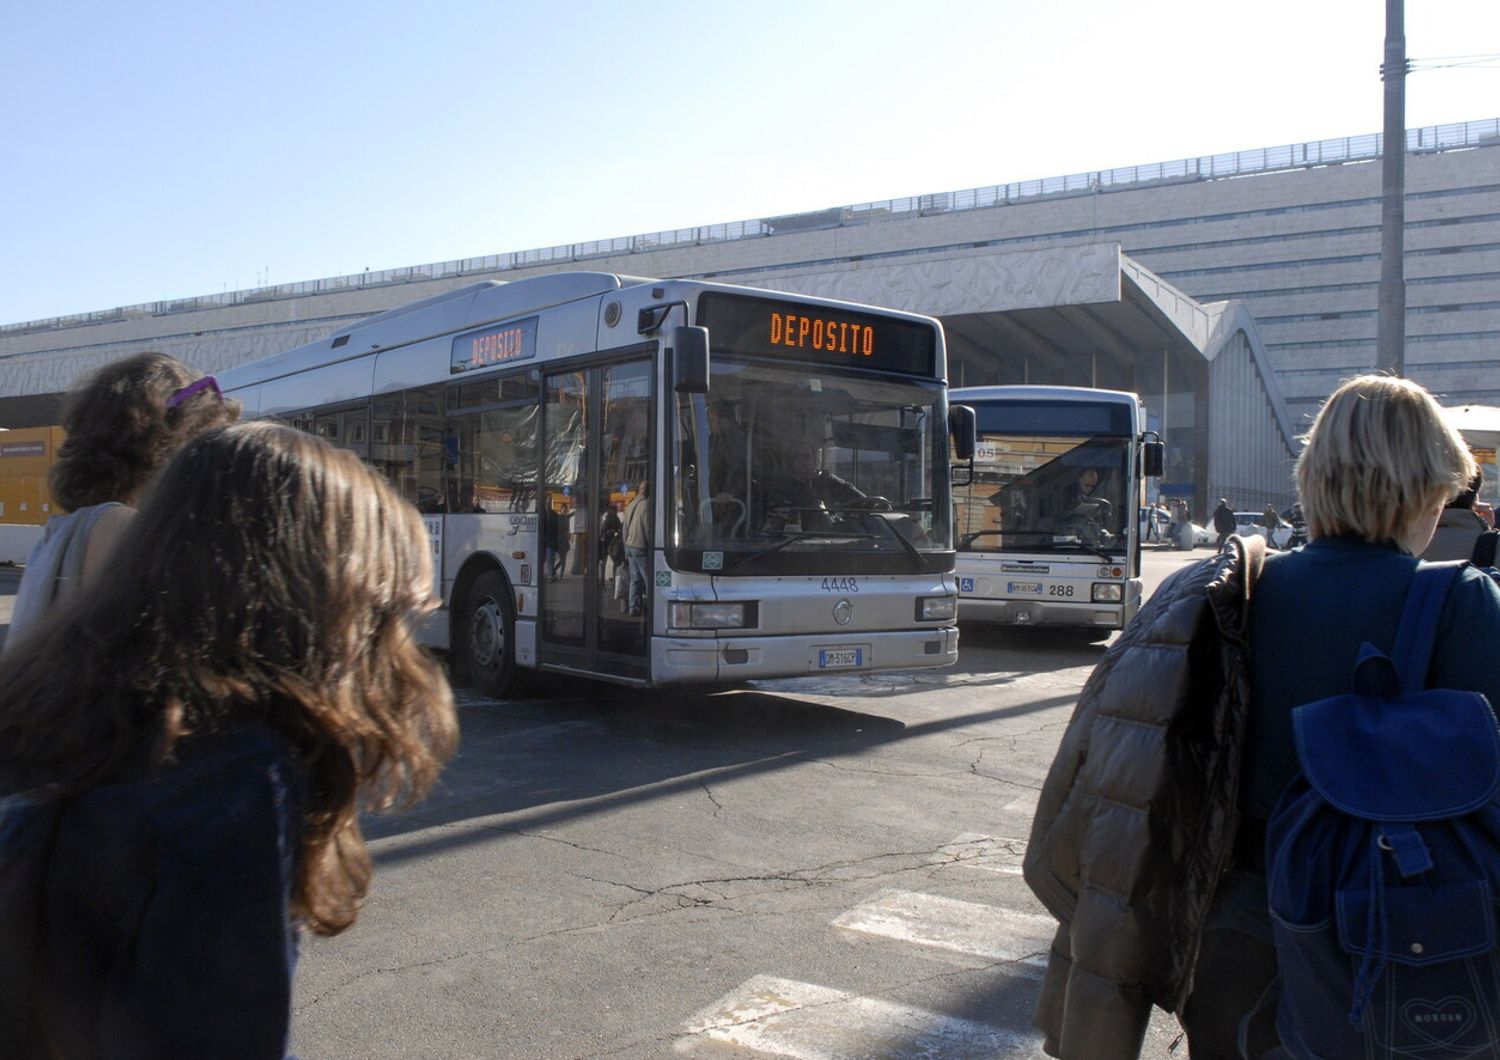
[1390,561,1464,694]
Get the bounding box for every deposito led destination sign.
[697,293,936,377]
[769,312,874,356]
[451,316,538,374]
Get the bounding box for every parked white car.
[1166,521,1211,549]
[1233,511,1293,548]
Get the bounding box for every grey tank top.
[5,502,123,655]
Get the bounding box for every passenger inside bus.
[758,440,875,532]
[1059,468,1114,544]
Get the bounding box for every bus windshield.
[956,432,1132,556]
[672,359,949,570]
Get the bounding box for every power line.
[1410,53,1500,71]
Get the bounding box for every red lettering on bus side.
[861,326,873,355]
[813,319,824,348]
[770,313,783,345]
[798,316,810,346]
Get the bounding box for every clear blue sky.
[2,0,1496,325]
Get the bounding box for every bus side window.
[450,404,539,513]
[447,372,540,513]
[371,385,448,512]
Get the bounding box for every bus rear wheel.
[464,570,517,699]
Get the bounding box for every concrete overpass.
[0,242,1298,516]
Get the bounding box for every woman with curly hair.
[6,352,239,651]
[0,422,459,1058]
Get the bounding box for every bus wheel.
[464,570,517,699]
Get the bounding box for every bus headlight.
[916,595,958,622]
[669,601,754,629]
[1092,583,1123,603]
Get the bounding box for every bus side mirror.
[673,326,710,394]
[1142,440,1165,478]
[949,404,977,461]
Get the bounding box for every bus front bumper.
[652,627,959,684]
[958,597,1128,629]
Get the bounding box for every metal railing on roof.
[4,118,1497,339]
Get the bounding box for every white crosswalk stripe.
[831,889,1054,970]
[677,975,1048,1058]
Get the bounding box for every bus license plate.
[818,647,863,669]
[1008,581,1043,595]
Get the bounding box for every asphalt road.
[296,545,1208,1059]
[0,546,1214,1058]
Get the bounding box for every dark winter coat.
[1023,535,1264,1059]
[1,725,306,1059]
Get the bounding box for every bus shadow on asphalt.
[365,680,1078,867]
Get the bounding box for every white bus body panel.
[955,556,1142,629]
[652,568,959,683]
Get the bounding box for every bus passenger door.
[539,359,652,681]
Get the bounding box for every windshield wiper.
[1061,539,1118,561]
[958,528,1122,559]
[854,510,924,565]
[728,530,876,569]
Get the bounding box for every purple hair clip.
[166,376,222,408]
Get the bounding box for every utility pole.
[1376,0,1409,375]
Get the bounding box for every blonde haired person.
[6,353,239,653]
[0,423,458,1058]
[1025,375,1500,1058]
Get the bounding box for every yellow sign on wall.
[0,426,63,525]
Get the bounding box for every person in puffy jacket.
[1025,374,1500,1059]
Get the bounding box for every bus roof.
[220,271,947,393]
[950,384,1142,406]
[221,272,644,391]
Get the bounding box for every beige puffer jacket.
[1023,535,1264,1059]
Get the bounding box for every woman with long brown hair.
[0,422,458,1058]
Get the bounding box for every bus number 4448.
[821,577,859,593]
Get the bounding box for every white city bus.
[949,385,1163,634]
[220,273,975,696]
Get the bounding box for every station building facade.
[3,118,1495,515]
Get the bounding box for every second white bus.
[950,385,1163,634]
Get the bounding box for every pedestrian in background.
[1212,497,1236,548]
[1423,469,1489,562]
[0,422,458,1059]
[5,352,239,653]
[1260,502,1283,548]
[1023,374,1500,1058]
[621,480,651,616]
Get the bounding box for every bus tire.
[463,569,517,699]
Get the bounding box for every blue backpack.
[1266,562,1500,1058]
